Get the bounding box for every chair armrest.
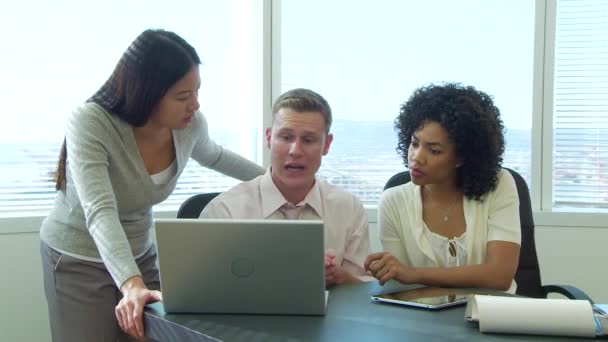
[542,284,594,304]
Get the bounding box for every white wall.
[535,226,608,301]
[0,232,51,342]
[1,223,607,342]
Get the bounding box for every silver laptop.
[154,218,327,315]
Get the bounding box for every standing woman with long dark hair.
[39,29,264,341]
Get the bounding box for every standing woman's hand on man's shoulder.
[115,275,162,340]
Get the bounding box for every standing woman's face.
[407,120,462,186]
[149,65,201,130]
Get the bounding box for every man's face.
[266,108,333,199]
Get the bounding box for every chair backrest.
[504,169,543,298]
[382,168,544,298]
[176,192,221,219]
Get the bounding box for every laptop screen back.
[154,218,326,315]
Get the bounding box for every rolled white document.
[465,295,596,338]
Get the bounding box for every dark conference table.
[143,281,602,341]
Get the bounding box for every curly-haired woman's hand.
[364,252,418,285]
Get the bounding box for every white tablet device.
[371,286,471,310]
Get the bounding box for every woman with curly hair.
[365,83,521,292]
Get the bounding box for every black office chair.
[383,168,594,302]
[176,192,221,218]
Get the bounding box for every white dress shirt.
[201,169,372,280]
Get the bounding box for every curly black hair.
[395,83,505,200]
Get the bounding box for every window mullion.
[540,0,558,212]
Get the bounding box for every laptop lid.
[154,218,326,315]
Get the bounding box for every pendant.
[443,215,448,222]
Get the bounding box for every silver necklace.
[441,195,463,222]
[424,187,461,222]
[442,202,456,222]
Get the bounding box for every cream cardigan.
[378,169,521,293]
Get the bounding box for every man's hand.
[115,276,162,340]
[325,249,358,287]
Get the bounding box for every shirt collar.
[259,168,324,218]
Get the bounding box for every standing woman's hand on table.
[116,276,163,340]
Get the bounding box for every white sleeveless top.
[150,159,177,185]
[422,224,468,267]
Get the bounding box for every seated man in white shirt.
[201,88,371,287]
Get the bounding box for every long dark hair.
[55,29,201,190]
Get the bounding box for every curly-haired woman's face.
[407,121,461,186]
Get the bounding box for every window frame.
[1,0,607,235]
[533,0,608,227]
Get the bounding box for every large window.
[0,0,262,217]
[281,0,535,205]
[552,0,608,209]
[1,0,607,222]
